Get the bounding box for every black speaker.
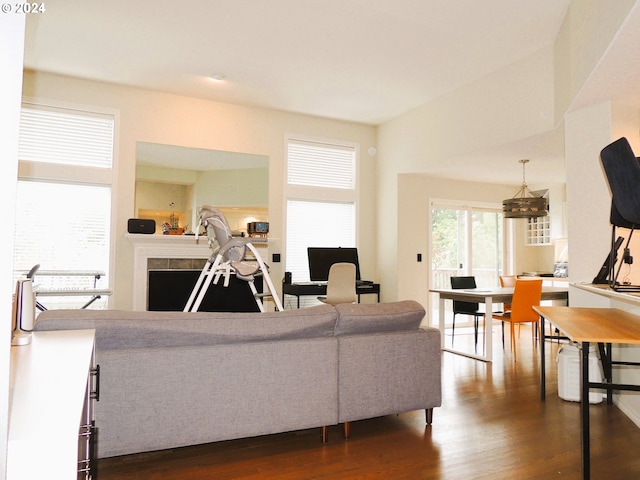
[284,271,292,284]
[128,218,156,234]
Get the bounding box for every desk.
[534,306,640,480]
[283,282,380,308]
[430,286,568,362]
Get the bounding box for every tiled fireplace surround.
[128,234,212,311]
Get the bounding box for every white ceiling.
[22,0,640,185]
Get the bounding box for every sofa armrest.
[337,327,441,424]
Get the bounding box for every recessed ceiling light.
[210,74,226,82]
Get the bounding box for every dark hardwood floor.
[98,326,640,479]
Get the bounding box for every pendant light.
[502,159,548,218]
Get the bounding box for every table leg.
[484,296,493,362]
[581,341,591,480]
[541,316,546,401]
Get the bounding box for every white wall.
[1,13,26,480]
[397,174,516,311]
[554,0,637,123]
[195,167,268,207]
[22,71,378,309]
[377,47,557,301]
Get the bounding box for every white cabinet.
[526,216,551,245]
[7,330,97,480]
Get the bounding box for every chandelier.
[502,159,548,218]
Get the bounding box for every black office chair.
[450,276,484,349]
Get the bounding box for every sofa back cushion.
[34,305,338,350]
[333,300,425,336]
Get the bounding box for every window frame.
[15,98,119,308]
[285,135,359,204]
[284,134,360,286]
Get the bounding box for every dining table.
[429,285,569,362]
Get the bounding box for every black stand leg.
[598,342,614,405]
[581,342,591,480]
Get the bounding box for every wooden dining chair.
[498,275,517,345]
[499,275,517,310]
[492,279,542,361]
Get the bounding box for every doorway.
[430,202,504,330]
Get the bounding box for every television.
[307,247,361,282]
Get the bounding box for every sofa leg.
[320,426,328,443]
[425,408,434,425]
[342,422,351,439]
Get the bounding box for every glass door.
[430,204,504,330]
[471,209,503,286]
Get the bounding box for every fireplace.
[128,234,211,310]
[127,234,266,311]
[147,269,262,312]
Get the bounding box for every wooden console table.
[534,306,640,480]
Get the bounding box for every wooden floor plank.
[97,327,640,479]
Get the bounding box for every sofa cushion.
[333,300,425,336]
[34,305,338,350]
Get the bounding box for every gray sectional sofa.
[34,300,442,458]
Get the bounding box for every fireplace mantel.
[127,234,212,310]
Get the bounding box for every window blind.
[19,105,114,168]
[287,139,355,189]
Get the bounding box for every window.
[285,137,358,304]
[13,102,115,309]
[286,199,355,281]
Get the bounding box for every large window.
[285,137,358,304]
[13,102,115,309]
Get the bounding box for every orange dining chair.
[492,279,542,361]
